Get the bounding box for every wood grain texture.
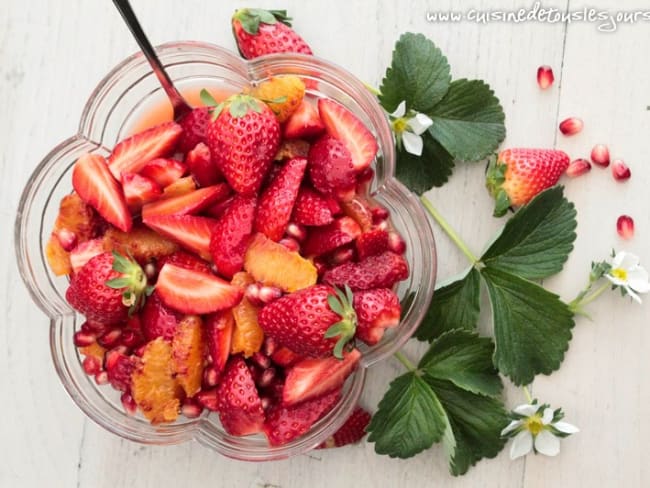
[1,0,649,486]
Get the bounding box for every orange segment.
[79,342,106,362]
[251,75,305,122]
[172,315,204,397]
[162,176,197,198]
[103,225,178,261]
[244,233,317,292]
[230,272,264,357]
[45,237,72,276]
[132,337,181,424]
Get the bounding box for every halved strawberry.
[69,238,105,274]
[108,121,183,179]
[353,288,401,346]
[141,290,183,341]
[283,348,361,406]
[356,228,390,260]
[156,263,243,314]
[139,158,186,188]
[323,251,409,291]
[263,389,340,446]
[317,406,371,448]
[205,311,234,376]
[177,107,210,154]
[292,187,340,227]
[157,251,212,274]
[72,153,132,232]
[284,100,325,139]
[308,135,357,200]
[121,172,162,213]
[302,216,362,256]
[143,214,216,261]
[185,142,222,187]
[142,184,229,219]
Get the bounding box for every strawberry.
[251,75,305,123]
[255,157,307,241]
[353,288,401,345]
[120,172,162,213]
[209,194,257,279]
[292,187,340,226]
[107,121,183,180]
[72,153,132,232]
[156,263,243,315]
[263,389,340,446]
[486,148,570,217]
[177,107,210,153]
[143,214,216,261]
[69,238,105,274]
[157,251,212,275]
[216,356,265,436]
[207,95,281,195]
[196,387,219,411]
[231,9,312,60]
[323,251,409,291]
[139,158,187,188]
[105,349,135,393]
[318,99,378,172]
[142,184,229,219]
[282,348,361,406]
[65,251,150,324]
[258,284,357,358]
[308,135,357,201]
[141,290,182,341]
[185,142,222,187]
[318,406,371,448]
[302,216,362,257]
[355,228,390,260]
[270,346,303,368]
[205,311,234,376]
[284,101,325,140]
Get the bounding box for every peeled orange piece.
[79,342,106,362]
[103,225,178,261]
[172,315,204,397]
[162,176,196,198]
[251,75,305,123]
[230,272,264,357]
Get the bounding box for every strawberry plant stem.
[394,351,417,372]
[523,385,534,404]
[568,281,610,313]
[420,195,480,265]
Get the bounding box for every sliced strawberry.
[142,184,230,219]
[72,153,132,232]
[302,216,362,256]
[69,238,105,274]
[157,250,212,274]
[177,107,210,154]
[292,187,340,226]
[121,172,162,213]
[216,356,265,436]
[185,142,223,187]
[105,350,135,392]
[108,121,183,179]
[356,228,390,260]
[284,100,325,139]
[317,99,378,172]
[143,214,216,261]
[205,311,234,376]
[318,406,371,448]
[353,288,401,346]
[156,263,243,314]
[255,157,307,241]
[283,349,361,406]
[141,290,183,341]
[323,251,409,291]
[204,195,234,219]
[270,346,303,368]
[264,389,340,446]
[308,135,357,200]
[139,158,186,188]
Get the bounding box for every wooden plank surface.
[1,0,648,486]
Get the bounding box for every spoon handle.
[112,0,192,119]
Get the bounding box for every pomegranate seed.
[56,228,77,251]
[134,345,147,357]
[73,330,96,347]
[244,283,263,306]
[612,159,631,181]
[94,371,109,385]
[313,257,327,276]
[330,247,355,265]
[120,330,141,349]
[371,206,390,224]
[252,352,272,370]
[203,366,219,387]
[263,337,277,357]
[210,263,219,275]
[617,215,634,240]
[260,396,272,411]
[257,367,276,388]
[181,399,203,418]
[258,285,282,304]
[279,237,300,252]
[82,320,108,333]
[285,222,307,242]
[82,355,102,375]
[566,158,592,178]
[376,220,389,231]
[559,117,584,136]
[388,232,406,254]
[97,328,122,348]
[120,392,137,416]
[536,65,555,89]
[144,262,157,280]
[590,144,610,167]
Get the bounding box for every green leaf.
[481,187,577,280]
[395,133,455,193]
[419,330,502,397]
[481,266,574,385]
[424,378,509,476]
[428,79,506,161]
[105,277,130,289]
[367,372,447,458]
[415,268,481,341]
[200,88,219,107]
[235,8,280,35]
[379,33,451,114]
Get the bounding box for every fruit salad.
[45,74,409,446]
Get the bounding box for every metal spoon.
[112,0,192,120]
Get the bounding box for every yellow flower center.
[524,414,545,435]
[611,268,628,281]
[392,117,408,134]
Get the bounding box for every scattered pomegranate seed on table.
[565,158,591,178]
[612,159,631,181]
[590,144,610,167]
[559,117,584,136]
[536,65,554,89]
[617,215,635,240]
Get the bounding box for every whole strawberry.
[317,406,371,448]
[231,9,312,59]
[258,284,357,358]
[207,95,280,195]
[66,251,150,325]
[486,148,570,217]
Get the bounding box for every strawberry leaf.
[395,133,455,193]
[199,88,219,107]
[234,8,280,35]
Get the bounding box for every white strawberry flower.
[605,251,650,303]
[501,402,578,460]
[390,101,433,156]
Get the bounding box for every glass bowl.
[14,41,436,460]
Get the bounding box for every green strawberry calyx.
[324,285,357,359]
[233,8,292,35]
[485,154,512,218]
[199,90,263,121]
[105,251,153,315]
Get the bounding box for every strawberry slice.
[216,356,265,436]
[143,214,216,261]
[323,251,409,291]
[72,153,132,232]
[317,99,378,172]
[263,389,341,446]
[142,184,230,219]
[284,100,325,139]
[139,158,186,188]
[156,263,243,314]
[185,142,222,187]
[108,121,183,179]
[317,406,371,448]
[157,251,212,274]
[69,238,105,274]
[255,157,307,241]
[355,228,390,260]
[302,216,362,256]
[205,311,234,376]
[141,290,183,341]
[121,172,162,212]
[282,348,361,406]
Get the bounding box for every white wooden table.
[2,1,649,486]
